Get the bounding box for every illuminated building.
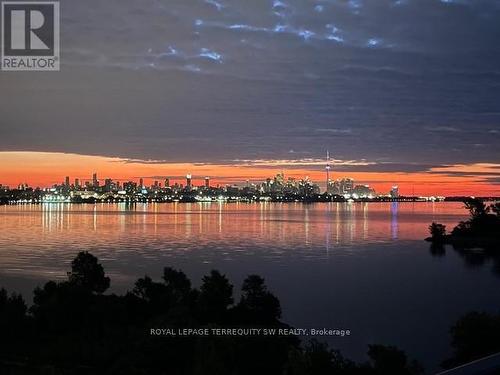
[342,178,354,194]
[205,176,210,188]
[390,186,399,198]
[325,151,331,194]
[104,178,113,192]
[275,172,285,186]
[298,177,320,197]
[123,181,137,194]
[352,184,376,198]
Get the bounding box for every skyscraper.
[65,176,70,187]
[325,150,331,194]
[92,173,98,188]
[390,186,399,198]
[205,176,210,189]
[186,174,192,189]
[139,178,144,188]
[341,178,354,194]
[104,179,113,192]
[165,178,170,188]
[75,178,80,189]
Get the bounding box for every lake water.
[1,202,499,372]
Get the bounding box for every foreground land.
[1,252,500,374]
[426,199,500,250]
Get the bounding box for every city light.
[0,170,456,205]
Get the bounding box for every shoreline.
[0,199,464,205]
[2,197,499,205]
[425,235,500,249]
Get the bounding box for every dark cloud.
[332,163,446,173]
[219,160,446,174]
[428,170,499,177]
[485,177,500,185]
[1,0,499,168]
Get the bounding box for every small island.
[426,198,500,249]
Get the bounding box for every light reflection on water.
[0,202,498,372]
[0,202,464,280]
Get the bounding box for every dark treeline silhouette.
[0,252,425,375]
[427,198,500,248]
[427,199,500,275]
[441,311,500,370]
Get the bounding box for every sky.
[0,0,499,195]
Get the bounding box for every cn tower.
[325,150,331,193]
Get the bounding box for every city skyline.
[0,151,498,196]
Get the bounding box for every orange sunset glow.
[0,152,498,196]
